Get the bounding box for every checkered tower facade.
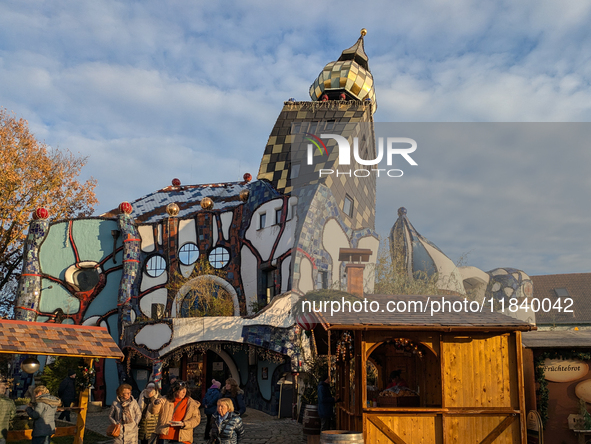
[257,100,376,230]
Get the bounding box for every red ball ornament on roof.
[119,202,133,214]
[172,178,181,187]
[243,173,252,183]
[296,313,317,331]
[321,94,329,102]
[33,207,49,220]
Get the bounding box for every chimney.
[338,248,372,297]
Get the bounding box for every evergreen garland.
[534,350,591,425]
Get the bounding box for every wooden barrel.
[320,430,364,444]
[302,405,321,435]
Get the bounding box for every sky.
[1,0,590,277]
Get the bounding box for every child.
[26,385,61,444]
[202,379,221,441]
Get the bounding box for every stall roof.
[310,295,536,332]
[0,320,124,359]
[522,330,591,348]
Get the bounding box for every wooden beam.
[479,415,516,444]
[367,415,407,444]
[515,331,527,444]
[440,334,448,444]
[326,325,534,332]
[73,358,93,444]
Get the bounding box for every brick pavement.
[82,407,305,444]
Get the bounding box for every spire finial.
[360,28,367,37]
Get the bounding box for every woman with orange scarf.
[150,380,200,444]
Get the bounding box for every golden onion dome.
[309,29,377,112]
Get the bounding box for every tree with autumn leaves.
[0,109,98,315]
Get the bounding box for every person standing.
[209,398,244,444]
[151,380,200,444]
[220,379,245,416]
[57,369,77,422]
[25,385,61,444]
[317,373,336,432]
[0,376,16,444]
[137,382,160,444]
[160,377,177,397]
[202,380,221,441]
[109,383,142,444]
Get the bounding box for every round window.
[145,255,167,277]
[179,243,200,266]
[208,247,230,269]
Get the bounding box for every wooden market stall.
[521,330,591,444]
[0,319,124,444]
[314,295,536,444]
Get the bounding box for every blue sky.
[1,0,590,276]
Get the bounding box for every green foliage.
[300,354,332,405]
[248,300,267,314]
[580,399,591,429]
[370,240,442,296]
[39,356,83,395]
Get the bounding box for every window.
[290,164,300,179]
[262,269,276,304]
[179,243,200,265]
[288,203,297,221]
[208,247,230,269]
[554,287,569,297]
[275,208,282,225]
[343,195,354,217]
[259,213,266,230]
[146,255,167,277]
[317,271,328,290]
[72,268,100,291]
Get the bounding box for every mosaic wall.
[15,219,49,321]
[292,183,379,293]
[257,101,376,230]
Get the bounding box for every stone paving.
[82,407,305,444]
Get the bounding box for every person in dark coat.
[209,398,244,444]
[202,379,221,441]
[26,386,61,444]
[220,379,245,416]
[57,369,77,422]
[160,377,176,397]
[317,373,336,431]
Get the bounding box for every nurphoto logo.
[304,132,418,178]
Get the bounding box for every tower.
[258,29,377,231]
